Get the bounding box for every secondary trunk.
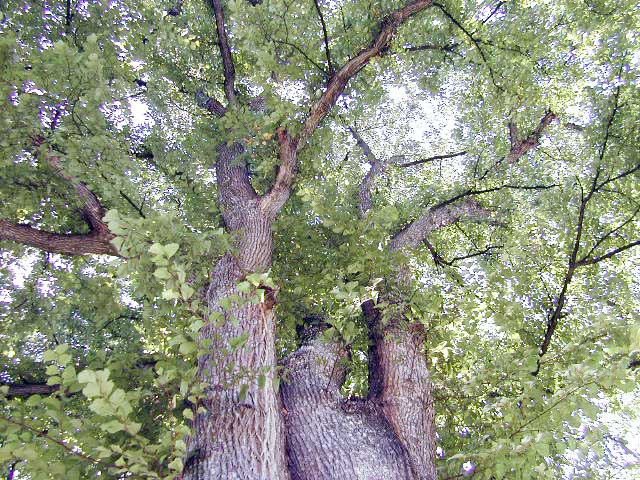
[281,328,417,480]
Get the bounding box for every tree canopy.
[1,0,639,479]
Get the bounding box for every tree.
[0,0,639,478]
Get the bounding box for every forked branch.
[262,0,435,217]
[506,111,556,164]
[0,139,117,256]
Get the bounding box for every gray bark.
[281,330,418,480]
[183,143,289,480]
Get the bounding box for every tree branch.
[272,38,328,76]
[579,203,640,263]
[397,150,467,168]
[0,141,117,256]
[424,239,501,267]
[313,0,334,76]
[2,383,61,398]
[348,126,388,216]
[209,0,237,105]
[299,0,434,145]
[0,220,117,256]
[506,111,557,164]
[574,239,640,268]
[195,90,227,117]
[433,2,500,89]
[261,0,434,217]
[259,128,299,219]
[391,198,492,251]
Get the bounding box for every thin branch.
[536,171,600,370]
[209,0,237,105]
[433,2,500,89]
[424,239,501,267]
[480,1,505,25]
[397,150,467,168]
[313,0,334,76]
[535,80,630,365]
[0,415,112,467]
[579,203,640,262]
[272,39,328,76]
[596,162,640,191]
[574,240,640,267]
[403,42,459,53]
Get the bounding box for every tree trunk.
[281,329,417,480]
[183,143,289,480]
[183,138,436,479]
[364,300,437,480]
[184,250,288,480]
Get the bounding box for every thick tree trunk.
[363,300,437,480]
[183,143,289,480]
[184,250,288,480]
[281,330,417,480]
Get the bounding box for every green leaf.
[90,398,116,416]
[77,370,96,384]
[149,243,165,256]
[181,284,195,300]
[154,268,172,280]
[164,243,179,258]
[179,341,197,355]
[239,384,249,402]
[101,420,125,433]
[168,458,183,471]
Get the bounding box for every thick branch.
[506,111,557,164]
[210,0,237,105]
[299,0,434,145]
[195,90,227,117]
[391,198,492,251]
[1,143,117,256]
[2,383,61,398]
[0,220,117,256]
[259,128,299,219]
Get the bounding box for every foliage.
[1,0,639,479]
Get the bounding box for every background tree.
[1,1,639,479]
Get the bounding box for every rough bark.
[183,140,288,479]
[0,220,116,256]
[0,150,117,256]
[282,329,417,480]
[184,252,287,480]
[363,299,436,480]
